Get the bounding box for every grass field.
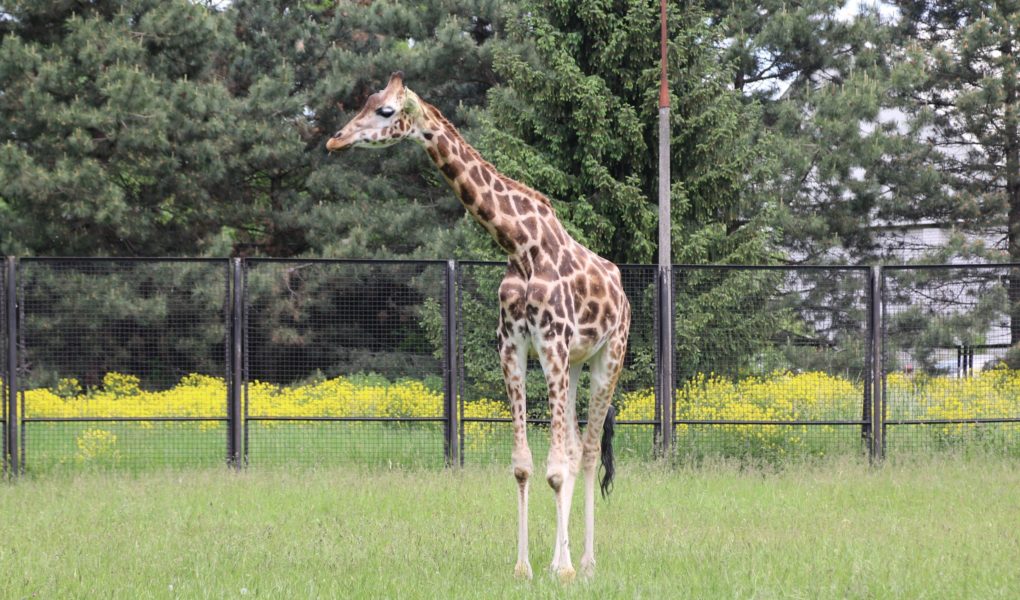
[2,456,1019,598]
[18,418,1020,476]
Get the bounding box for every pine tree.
[0,0,517,386]
[886,1,1020,355]
[0,0,512,258]
[480,0,779,266]
[890,1,1018,253]
[707,0,939,264]
[0,0,241,255]
[289,0,512,260]
[733,0,1020,363]
[705,3,961,376]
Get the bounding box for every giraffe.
[327,73,630,582]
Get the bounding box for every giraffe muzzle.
[326,135,353,152]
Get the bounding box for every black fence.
[2,258,1019,474]
[882,264,1020,452]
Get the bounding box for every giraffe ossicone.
[329,72,631,581]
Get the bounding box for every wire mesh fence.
[2,258,1020,475]
[670,266,873,462]
[15,259,230,472]
[882,265,1020,454]
[242,259,447,468]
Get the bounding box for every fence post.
[227,258,244,469]
[862,270,873,447]
[656,267,674,457]
[443,260,460,467]
[4,257,18,475]
[869,266,885,461]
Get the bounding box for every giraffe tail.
[599,404,616,498]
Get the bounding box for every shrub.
[17,368,1020,459]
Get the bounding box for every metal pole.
[456,264,466,466]
[657,271,673,456]
[656,0,674,456]
[652,273,662,445]
[443,260,460,467]
[5,257,18,475]
[862,272,873,446]
[228,258,244,469]
[242,261,250,466]
[869,266,884,461]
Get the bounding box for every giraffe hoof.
[514,561,533,580]
[556,566,576,583]
[580,556,596,579]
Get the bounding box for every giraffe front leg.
[579,450,598,579]
[514,468,533,581]
[541,348,578,583]
[550,462,577,583]
[501,334,532,580]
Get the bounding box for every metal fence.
[882,264,1020,452]
[2,258,1019,474]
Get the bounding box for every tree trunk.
[1003,34,1020,355]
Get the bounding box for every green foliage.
[242,261,444,385]
[883,266,1012,373]
[709,0,1020,356]
[674,268,789,380]
[0,0,507,259]
[480,0,780,265]
[889,1,1018,225]
[4,0,1018,383]
[712,0,910,262]
[712,0,1019,270]
[0,1,514,385]
[18,261,229,390]
[453,1,785,395]
[0,1,238,255]
[884,1,1020,349]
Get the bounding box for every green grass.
[19,421,663,473]
[19,419,1020,477]
[2,457,1019,598]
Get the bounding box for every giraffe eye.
[376,106,395,118]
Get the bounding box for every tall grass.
[2,457,1018,598]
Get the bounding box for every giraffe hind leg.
[580,331,627,578]
[550,364,581,577]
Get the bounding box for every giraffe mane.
[419,99,554,209]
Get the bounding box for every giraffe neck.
[418,104,569,276]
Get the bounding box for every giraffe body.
[328,73,630,581]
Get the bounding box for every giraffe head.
[326,72,429,152]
